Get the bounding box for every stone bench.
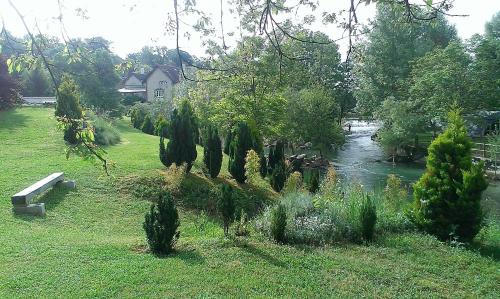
[12,172,75,216]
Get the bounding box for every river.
[330,120,499,216]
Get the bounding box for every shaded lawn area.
[0,107,498,298]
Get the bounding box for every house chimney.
[140,67,145,74]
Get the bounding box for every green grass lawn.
[0,107,499,298]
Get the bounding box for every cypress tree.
[159,100,197,172]
[268,140,285,174]
[228,122,254,183]
[411,110,488,242]
[143,192,180,254]
[203,125,223,178]
[223,130,233,155]
[270,161,286,192]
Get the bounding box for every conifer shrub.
[359,195,377,242]
[245,149,261,184]
[260,155,268,178]
[270,161,287,192]
[159,100,197,172]
[143,192,180,255]
[219,184,235,236]
[203,125,223,178]
[55,76,83,144]
[228,122,254,183]
[411,110,488,242]
[154,115,169,137]
[141,114,155,135]
[268,140,285,173]
[271,203,287,243]
[223,130,233,155]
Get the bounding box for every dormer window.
[154,88,164,98]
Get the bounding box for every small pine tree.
[143,192,180,255]
[271,203,287,243]
[141,114,155,135]
[219,184,235,236]
[411,110,488,242]
[359,195,377,242]
[159,100,197,172]
[245,149,261,184]
[260,155,268,178]
[203,125,223,178]
[55,75,84,144]
[270,161,286,192]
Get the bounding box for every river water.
[330,120,499,216]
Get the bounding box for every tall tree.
[354,3,457,116]
[0,55,21,110]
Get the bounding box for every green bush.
[270,161,286,192]
[411,110,488,242]
[121,95,142,106]
[219,184,235,236]
[90,114,121,146]
[154,115,169,137]
[159,100,197,172]
[143,192,180,255]
[359,195,377,242]
[268,140,285,174]
[203,125,223,178]
[0,55,22,110]
[306,170,320,193]
[130,104,148,129]
[271,203,287,243]
[141,114,155,135]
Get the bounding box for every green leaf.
[426,0,433,6]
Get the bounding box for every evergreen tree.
[228,122,262,184]
[223,130,233,155]
[203,125,223,178]
[411,110,488,242]
[219,184,235,236]
[154,115,169,137]
[143,192,180,255]
[141,114,155,135]
[0,55,21,111]
[270,161,286,192]
[159,100,197,172]
[268,140,285,174]
[55,76,84,144]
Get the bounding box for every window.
[154,88,164,98]
[159,80,168,87]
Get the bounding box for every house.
[118,65,180,102]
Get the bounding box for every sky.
[1,0,499,58]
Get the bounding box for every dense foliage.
[411,111,488,242]
[228,122,262,183]
[143,192,180,255]
[203,125,223,178]
[0,55,21,110]
[55,76,84,144]
[159,100,198,172]
[270,204,287,243]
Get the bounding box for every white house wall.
[145,69,173,102]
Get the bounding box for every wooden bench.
[12,172,75,216]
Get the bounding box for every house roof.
[143,65,180,84]
[120,72,147,86]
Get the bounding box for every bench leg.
[57,180,76,189]
[13,203,46,216]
